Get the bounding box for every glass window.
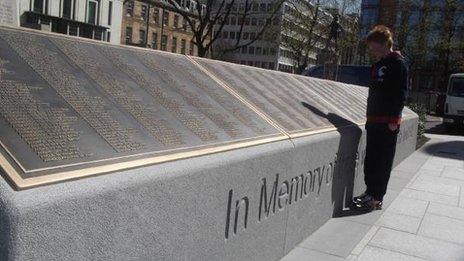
[62,0,72,19]
[108,1,112,25]
[181,39,186,54]
[449,78,464,97]
[248,46,255,54]
[139,30,145,44]
[174,15,179,28]
[163,11,169,26]
[34,0,46,13]
[161,35,168,51]
[152,33,158,49]
[154,8,160,24]
[172,37,177,52]
[190,41,194,55]
[182,17,188,30]
[125,27,132,43]
[126,1,133,16]
[141,5,147,20]
[87,0,98,25]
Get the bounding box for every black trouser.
[364,123,399,201]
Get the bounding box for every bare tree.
[279,0,325,74]
[163,0,286,57]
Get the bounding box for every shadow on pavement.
[422,140,464,160]
[426,123,464,136]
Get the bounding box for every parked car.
[304,65,371,87]
[443,73,464,128]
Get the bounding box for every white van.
[443,73,464,127]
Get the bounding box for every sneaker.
[353,196,382,212]
[353,192,369,204]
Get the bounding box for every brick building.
[121,0,205,56]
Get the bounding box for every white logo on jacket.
[378,66,387,77]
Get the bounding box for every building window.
[126,1,134,16]
[182,18,188,30]
[263,47,268,55]
[252,3,258,11]
[34,0,48,14]
[251,18,257,26]
[174,15,179,28]
[125,27,132,43]
[256,47,262,55]
[181,39,186,54]
[230,16,236,25]
[163,11,169,26]
[190,41,194,55]
[152,33,158,49]
[62,0,72,19]
[141,5,147,20]
[223,31,228,38]
[139,30,146,44]
[241,46,247,54]
[108,1,113,25]
[270,48,276,55]
[171,37,177,53]
[230,31,235,39]
[153,8,160,23]
[248,46,255,54]
[243,32,249,40]
[161,35,168,51]
[87,0,99,25]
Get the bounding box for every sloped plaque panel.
[192,57,369,136]
[0,27,283,188]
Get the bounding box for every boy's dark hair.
[366,25,393,48]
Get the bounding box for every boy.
[353,25,408,211]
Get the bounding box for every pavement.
[281,133,464,261]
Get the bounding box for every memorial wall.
[0,26,418,260]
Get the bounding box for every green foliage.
[407,102,427,140]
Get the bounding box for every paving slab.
[357,246,427,261]
[369,227,464,261]
[386,197,429,218]
[375,212,422,234]
[387,176,411,191]
[399,188,459,206]
[391,169,418,180]
[407,178,460,196]
[442,166,464,181]
[351,226,379,255]
[415,168,442,177]
[418,214,464,245]
[427,202,464,221]
[280,247,345,261]
[298,219,371,258]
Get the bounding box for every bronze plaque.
[192,58,368,135]
[0,27,283,189]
